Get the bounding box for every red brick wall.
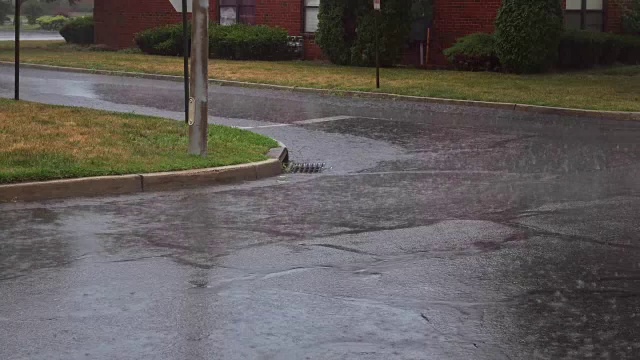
[94,0,217,49]
[256,0,302,35]
[606,0,631,33]
[94,0,304,49]
[431,0,502,65]
[430,0,631,65]
[303,35,324,60]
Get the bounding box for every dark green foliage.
[0,1,13,25]
[135,22,190,56]
[443,33,500,71]
[411,0,433,22]
[494,0,563,73]
[23,1,44,25]
[59,16,93,45]
[558,30,640,68]
[315,0,350,65]
[350,0,413,67]
[558,30,609,69]
[617,34,640,64]
[209,24,289,60]
[623,0,640,34]
[135,23,290,60]
[36,15,68,30]
[316,0,413,67]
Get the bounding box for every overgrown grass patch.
[0,99,278,184]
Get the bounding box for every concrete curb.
[2,61,639,121]
[0,146,288,203]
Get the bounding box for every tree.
[23,1,44,25]
[316,0,413,67]
[494,0,563,73]
[0,1,14,25]
[623,0,640,34]
[411,0,432,22]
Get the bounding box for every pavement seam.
[2,61,639,122]
[0,146,288,203]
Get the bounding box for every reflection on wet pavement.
[1,67,639,359]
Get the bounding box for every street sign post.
[168,0,191,124]
[374,0,380,89]
[168,0,192,12]
[15,0,21,100]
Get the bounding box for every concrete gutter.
[1,61,639,122]
[0,145,288,203]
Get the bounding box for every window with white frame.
[304,0,320,33]
[219,0,256,26]
[565,0,605,32]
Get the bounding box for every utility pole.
[182,0,189,124]
[374,0,381,89]
[188,0,209,156]
[14,0,21,100]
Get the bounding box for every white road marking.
[237,124,291,129]
[239,115,355,129]
[293,115,355,125]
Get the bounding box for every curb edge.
[0,145,288,203]
[2,61,639,122]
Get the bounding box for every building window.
[565,0,605,32]
[219,0,256,26]
[304,0,320,33]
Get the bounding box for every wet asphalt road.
[0,30,63,41]
[1,65,640,359]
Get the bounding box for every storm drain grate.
[285,162,325,174]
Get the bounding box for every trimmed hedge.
[135,23,291,60]
[494,0,564,73]
[443,33,499,71]
[135,22,190,56]
[617,34,640,64]
[558,31,640,69]
[36,15,68,31]
[60,17,94,45]
[209,24,289,60]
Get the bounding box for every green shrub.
[599,34,625,66]
[135,22,290,60]
[135,22,190,56]
[36,15,68,31]
[315,0,350,65]
[0,1,13,26]
[60,16,94,45]
[558,31,640,68]
[494,0,563,73]
[617,34,640,64]
[316,0,412,67]
[623,0,640,34]
[558,30,606,69]
[209,24,289,60]
[443,33,499,71]
[349,0,412,67]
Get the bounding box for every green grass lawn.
[0,99,278,184]
[1,41,639,112]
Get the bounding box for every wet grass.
[0,99,278,184]
[0,40,639,112]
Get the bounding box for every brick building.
[94,0,631,66]
[431,0,631,63]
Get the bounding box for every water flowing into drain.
[285,162,325,174]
